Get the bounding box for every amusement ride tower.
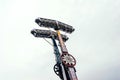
[31,17,78,80]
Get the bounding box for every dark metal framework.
[35,17,75,33]
[31,17,78,80]
[31,29,68,42]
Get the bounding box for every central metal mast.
[51,36,67,80]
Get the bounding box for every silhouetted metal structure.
[31,29,68,42]
[31,17,78,80]
[35,17,75,33]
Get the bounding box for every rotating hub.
[61,53,76,67]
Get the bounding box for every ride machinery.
[31,17,78,80]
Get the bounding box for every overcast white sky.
[0,0,120,80]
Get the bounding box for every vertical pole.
[56,30,68,53]
[51,36,67,80]
[56,30,78,80]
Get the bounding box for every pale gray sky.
[0,0,120,80]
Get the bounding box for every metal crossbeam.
[31,29,69,42]
[35,17,75,33]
